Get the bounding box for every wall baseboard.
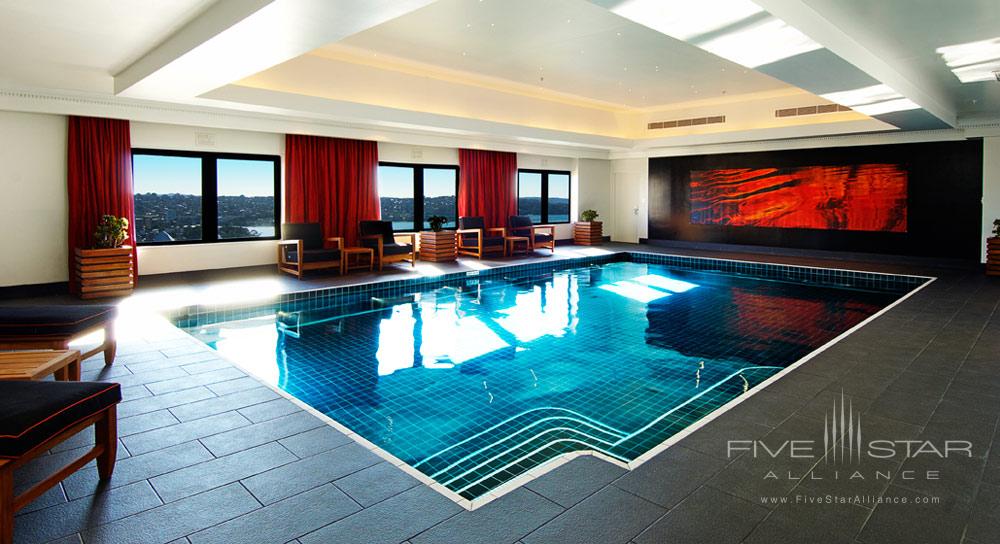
[0,281,69,300]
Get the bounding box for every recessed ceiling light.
[623,66,628,71]
[616,32,622,37]
[566,18,572,23]
[466,23,471,28]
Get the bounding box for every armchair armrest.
[456,229,481,235]
[277,239,300,246]
[533,225,555,234]
[325,236,343,249]
[393,233,416,245]
[486,227,506,236]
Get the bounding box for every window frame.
[132,148,281,246]
[377,162,459,232]
[517,168,572,224]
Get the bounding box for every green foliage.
[994,218,1000,238]
[580,209,600,222]
[428,215,448,232]
[94,215,129,248]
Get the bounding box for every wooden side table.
[988,237,1000,276]
[75,246,134,299]
[0,350,82,381]
[504,236,530,257]
[573,221,603,245]
[342,247,374,272]
[419,231,457,262]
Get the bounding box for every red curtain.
[67,116,136,294]
[458,149,517,228]
[285,135,380,246]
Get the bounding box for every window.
[133,149,280,245]
[518,169,571,224]
[377,163,458,231]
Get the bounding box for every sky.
[133,155,276,197]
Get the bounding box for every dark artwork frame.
[648,140,983,260]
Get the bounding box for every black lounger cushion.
[0,305,117,337]
[382,243,413,256]
[0,380,121,458]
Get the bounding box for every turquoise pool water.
[180,260,906,499]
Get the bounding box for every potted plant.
[420,216,457,262]
[94,215,130,248]
[75,214,134,299]
[427,215,448,232]
[989,219,1000,276]
[574,209,603,246]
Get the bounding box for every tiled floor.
[9,243,1000,543]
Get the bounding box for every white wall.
[130,122,286,276]
[0,111,67,287]
[577,159,612,233]
[983,137,1000,262]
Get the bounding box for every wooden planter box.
[988,237,1000,276]
[573,221,603,246]
[420,231,457,262]
[75,246,134,299]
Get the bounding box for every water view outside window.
[547,173,570,223]
[217,159,276,239]
[133,154,203,243]
[517,172,543,223]
[378,165,415,231]
[423,168,457,229]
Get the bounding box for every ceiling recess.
[647,115,726,130]
[775,104,852,118]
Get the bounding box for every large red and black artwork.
[689,164,908,232]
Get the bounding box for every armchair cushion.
[285,248,342,264]
[532,233,554,243]
[359,220,396,245]
[382,243,414,256]
[282,223,324,251]
[0,305,117,337]
[0,380,121,458]
[458,217,504,246]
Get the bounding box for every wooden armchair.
[457,217,506,259]
[277,223,344,279]
[359,220,416,271]
[509,215,556,253]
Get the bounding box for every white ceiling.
[0,0,214,92]
[800,0,1000,118]
[336,0,791,109]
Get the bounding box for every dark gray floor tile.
[63,441,214,500]
[334,462,420,507]
[118,410,180,437]
[122,411,250,455]
[188,484,360,544]
[160,344,211,358]
[168,387,280,423]
[615,445,727,509]
[724,389,805,428]
[107,366,190,389]
[13,481,162,544]
[894,453,985,503]
[82,364,133,381]
[705,454,805,509]
[242,442,381,505]
[966,482,1000,543]
[182,359,233,375]
[200,411,324,457]
[278,426,353,459]
[524,456,626,508]
[238,398,303,423]
[522,486,664,544]
[795,450,900,499]
[117,387,217,419]
[793,390,873,423]
[16,484,65,514]
[857,486,970,544]
[299,485,462,544]
[678,415,772,460]
[81,483,260,544]
[150,442,297,503]
[119,385,153,402]
[634,486,767,544]
[145,367,247,395]
[745,501,870,544]
[412,488,562,544]
[208,377,264,396]
[764,370,836,400]
[865,389,940,426]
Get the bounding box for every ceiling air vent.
[648,115,725,130]
[775,104,852,118]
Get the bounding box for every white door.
[613,171,641,243]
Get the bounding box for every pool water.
[181,261,904,500]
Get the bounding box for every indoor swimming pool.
[176,255,923,501]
